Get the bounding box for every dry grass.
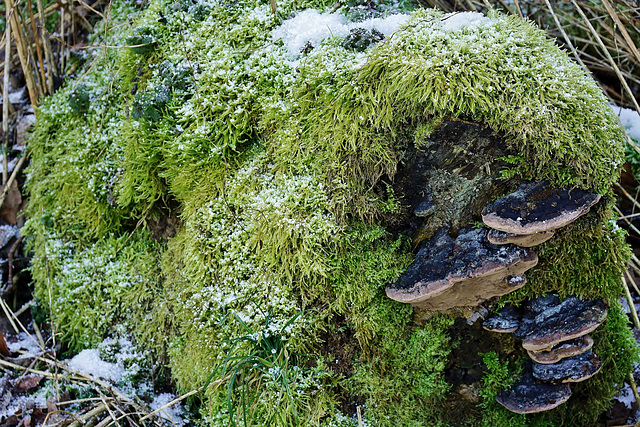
[0,297,193,426]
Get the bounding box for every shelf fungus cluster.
[482,182,601,247]
[484,295,607,414]
[385,181,602,312]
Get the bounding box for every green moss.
[478,351,527,427]
[274,9,626,221]
[23,0,634,424]
[349,314,454,426]
[25,227,162,353]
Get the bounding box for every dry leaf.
[0,181,22,225]
[0,332,10,357]
[15,374,43,390]
[15,415,29,427]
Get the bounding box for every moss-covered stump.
[24,2,638,425]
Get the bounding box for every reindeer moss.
[24,0,633,424]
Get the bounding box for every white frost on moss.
[438,11,492,32]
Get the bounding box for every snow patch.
[66,349,124,383]
[439,11,491,32]
[7,332,43,358]
[273,9,409,57]
[612,105,640,142]
[151,393,187,427]
[617,383,635,409]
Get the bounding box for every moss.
[25,227,163,353]
[23,0,634,424]
[274,9,626,221]
[348,314,454,426]
[478,352,526,427]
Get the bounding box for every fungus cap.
[386,227,538,311]
[527,335,594,364]
[532,350,601,383]
[482,182,601,235]
[516,297,607,351]
[482,305,521,333]
[496,368,572,414]
[487,229,555,247]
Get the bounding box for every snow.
[7,332,43,358]
[0,378,48,420]
[439,11,491,32]
[616,383,636,409]
[273,9,409,57]
[66,349,124,383]
[0,157,17,175]
[151,393,188,426]
[611,105,640,142]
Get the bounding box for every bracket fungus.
[385,227,538,311]
[482,305,521,333]
[532,350,601,383]
[496,365,572,414]
[516,296,607,351]
[482,182,601,235]
[527,335,594,364]
[486,295,608,414]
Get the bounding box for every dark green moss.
[348,314,454,425]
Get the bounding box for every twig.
[543,0,589,73]
[76,0,107,20]
[630,372,640,407]
[618,212,640,220]
[57,397,104,406]
[32,320,45,349]
[512,0,523,18]
[97,390,121,427]
[4,0,40,106]
[570,0,640,113]
[27,0,46,96]
[43,409,81,426]
[36,0,56,92]
[14,299,33,317]
[626,266,640,297]
[68,403,108,427]
[0,296,42,351]
[2,7,11,188]
[45,257,59,401]
[617,183,640,212]
[0,295,19,334]
[23,2,58,27]
[0,358,58,378]
[623,272,640,330]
